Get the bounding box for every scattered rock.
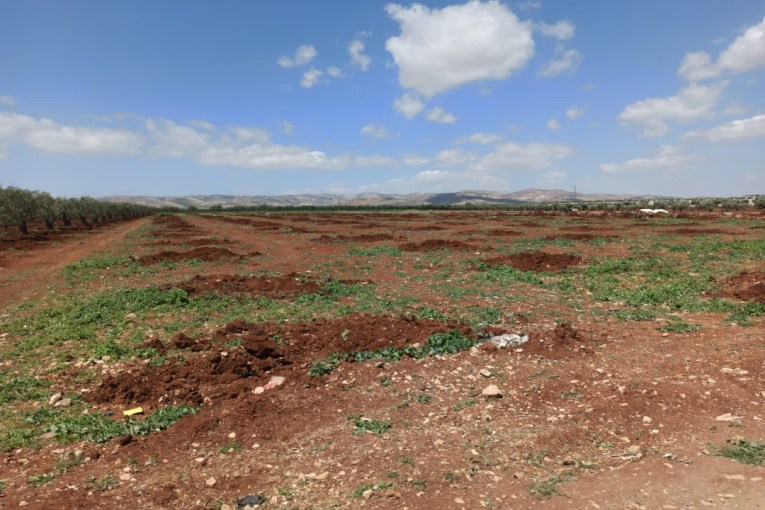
[237,495,266,508]
[264,375,286,390]
[54,397,72,407]
[715,413,741,422]
[49,392,63,406]
[205,476,216,487]
[455,497,466,504]
[482,384,503,398]
[479,369,492,378]
[485,333,528,348]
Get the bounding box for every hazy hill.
[101,189,639,209]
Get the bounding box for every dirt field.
[1,209,764,509]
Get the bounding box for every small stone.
[454,497,466,504]
[362,489,374,499]
[724,474,745,481]
[54,397,72,407]
[643,416,652,424]
[479,369,492,378]
[715,413,741,422]
[481,384,503,398]
[228,432,236,439]
[205,476,216,487]
[253,386,265,395]
[119,473,131,481]
[627,445,641,454]
[19,502,29,507]
[513,471,525,480]
[49,392,63,406]
[125,313,137,321]
[562,459,576,466]
[220,505,232,510]
[434,439,445,446]
[264,375,285,390]
[236,495,266,508]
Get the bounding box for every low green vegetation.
[46,405,196,443]
[527,471,575,499]
[309,331,476,377]
[347,414,392,435]
[712,439,765,466]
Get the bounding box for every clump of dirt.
[524,323,596,358]
[482,252,582,272]
[717,271,765,304]
[89,315,472,406]
[547,233,619,241]
[138,247,242,265]
[399,239,478,252]
[407,225,446,231]
[171,332,212,352]
[667,228,727,235]
[486,229,522,236]
[313,233,397,243]
[175,272,323,299]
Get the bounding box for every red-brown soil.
[717,271,765,304]
[399,239,478,252]
[90,315,473,409]
[138,247,243,265]
[482,252,582,272]
[174,273,323,299]
[2,210,764,510]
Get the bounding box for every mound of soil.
[482,252,582,272]
[313,233,396,243]
[89,315,472,406]
[407,225,447,231]
[138,247,242,265]
[175,272,323,299]
[717,271,765,304]
[524,323,596,358]
[667,228,726,235]
[399,239,478,252]
[486,229,522,236]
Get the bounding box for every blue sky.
[1,0,764,198]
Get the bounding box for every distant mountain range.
[101,189,643,209]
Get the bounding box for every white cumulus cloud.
[0,95,17,107]
[678,16,765,81]
[326,66,344,78]
[565,106,585,120]
[618,82,726,137]
[426,107,457,124]
[360,124,391,139]
[393,92,426,119]
[385,1,534,97]
[538,44,581,77]
[600,145,698,174]
[278,44,318,68]
[0,112,144,155]
[536,20,575,40]
[349,40,372,71]
[459,132,503,144]
[472,141,573,171]
[684,113,765,142]
[547,118,561,130]
[300,68,324,88]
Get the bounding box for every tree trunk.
[19,221,28,235]
[62,212,72,227]
[44,219,55,230]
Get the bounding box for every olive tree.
[0,186,39,234]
